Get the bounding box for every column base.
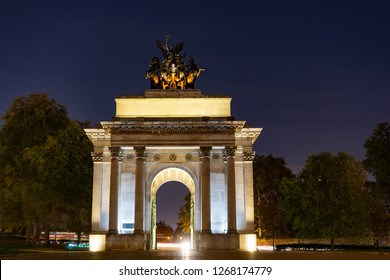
[239,233,257,251]
[199,232,239,250]
[89,233,106,252]
[106,233,147,251]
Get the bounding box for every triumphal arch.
[85,38,262,251]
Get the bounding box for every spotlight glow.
[89,234,106,252]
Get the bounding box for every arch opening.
[155,182,190,247]
[150,167,196,250]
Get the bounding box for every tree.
[42,120,93,242]
[156,220,174,239]
[363,122,390,197]
[0,94,93,243]
[281,152,370,250]
[365,182,389,246]
[363,122,390,244]
[176,192,191,234]
[253,155,294,244]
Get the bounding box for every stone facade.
[85,90,262,251]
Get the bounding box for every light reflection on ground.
[257,245,274,251]
[157,242,191,250]
[2,243,390,260]
[158,243,276,252]
[156,242,192,259]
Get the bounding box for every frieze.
[126,154,134,161]
[185,153,193,161]
[154,154,161,161]
[107,124,239,135]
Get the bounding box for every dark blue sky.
[1,1,389,226]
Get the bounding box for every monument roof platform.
[115,90,232,119]
[117,89,230,98]
[111,116,235,122]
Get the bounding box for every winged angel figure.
[156,37,184,59]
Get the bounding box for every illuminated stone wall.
[85,90,262,251]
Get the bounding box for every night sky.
[1,1,389,228]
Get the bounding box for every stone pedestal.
[199,232,239,250]
[239,234,257,251]
[106,233,147,251]
[89,233,106,252]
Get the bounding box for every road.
[1,246,390,260]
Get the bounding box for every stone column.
[134,146,146,234]
[225,146,237,233]
[108,147,122,234]
[91,152,103,232]
[243,151,255,232]
[200,146,212,233]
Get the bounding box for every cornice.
[235,127,263,144]
[84,128,110,142]
[100,121,245,135]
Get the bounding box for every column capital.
[91,152,103,162]
[134,146,147,160]
[223,146,237,160]
[199,146,212,158]
[243,151,255,161]
[109,146,123,160]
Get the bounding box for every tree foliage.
[0,94,93,242]
[363,122,390,197]
[280,152,370,249]
[176,192,191,233]
[363,122,390,243]
[253,155,294,239]
[156,220,174,237]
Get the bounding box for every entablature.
[100,120,245,135]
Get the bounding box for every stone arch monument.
[85,39,262,251]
